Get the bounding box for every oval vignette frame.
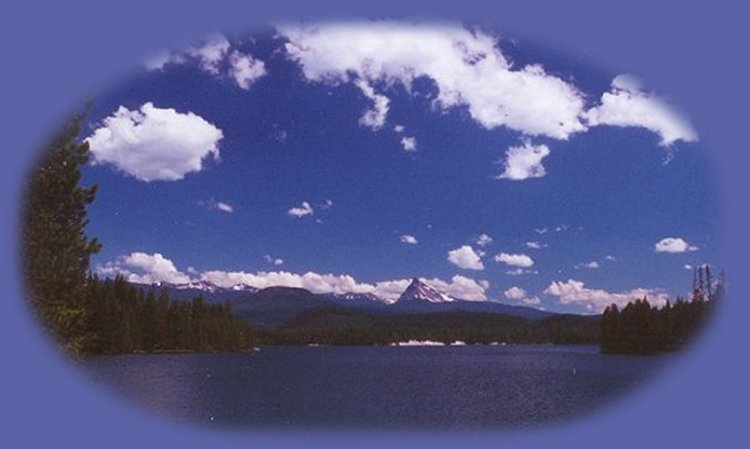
[1,2,746,449]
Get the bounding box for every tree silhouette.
[22,111,101,354]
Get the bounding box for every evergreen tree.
[22,111,101,354]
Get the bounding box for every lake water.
[83,345,669,429]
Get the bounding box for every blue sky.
[81,22,720,314]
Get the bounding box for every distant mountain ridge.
[397,278,455,303]
[134,277,553,326]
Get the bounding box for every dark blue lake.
[83,345,669,429]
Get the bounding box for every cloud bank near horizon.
[96,252,491,303]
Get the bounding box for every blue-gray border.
[1,1,746,448]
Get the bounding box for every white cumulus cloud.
[288,201,314,218]
[544,279,669,313]
[503,286,541,306]
[494,252,535,268]
[97,253,490,303]
[279,21,588,139]
[264,255,285,266]
[215,202,234,213]
[371,279,411,302]
[354,78,390,130]
[186,34,231,75]
[86,102,223,182]
[400,136,418,152]
[447,245,485,270]
[585,75,698,146]
[144,34,268,91]
[201,270,376,297]
[497,140,551,181]
[426,275,488,301]
[575,261,600,270]
[229,51,267,89]
[654,237,698,253]
[400,234,418,245]
[373,275,489,302]
[475,234,494,247]
[96,252,190,285]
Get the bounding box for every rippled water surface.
[84,345,670,429]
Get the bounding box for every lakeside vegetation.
[22,112,255,355]
[82,275,253,354]
[601,265,722,355]
[22,111,721,357]
[255,307,599,346]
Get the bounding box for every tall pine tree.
[22,111,101,354]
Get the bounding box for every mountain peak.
[397,278,455,303]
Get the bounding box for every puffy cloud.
[288,201,314,217]
[279,21,587,139]
[354,78,390,130]
[264,255,284,266]
[400,234,418,244]
[96,252,190,285]
[320,199,334,210]
[544,279,668,312]
[400,136,418,152]
[393,124,405,133]
[216,202,234,213]
[200,270,377,296]
[228,51,267,89]
[497,140,551,181]
[475,233,494,247]
[373,275,488,302]
[526,241,546,249]
[494,252,535,268]
[503,286,541,306]
[186,34,231,75]
[425,275,488,301]
[374,276,487,302]
[447,245,485,270]
[684,264,694,270]
[86,103,223,182]
[585,75,698,146]
[98,253,489,303]
[654,237,698,253]
[503,286,527,300]
[371,279,412,301]
[144,34,267,90]
[605,255,617,261]
[575,261,600,270]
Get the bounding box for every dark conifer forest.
[600,265,722,355]
[22,112,255,355]
[21,111,722,356]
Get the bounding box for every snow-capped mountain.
[129,277,552,322]
[322,292,389,303]
[396,278,456,303]
[148,280,258,294]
